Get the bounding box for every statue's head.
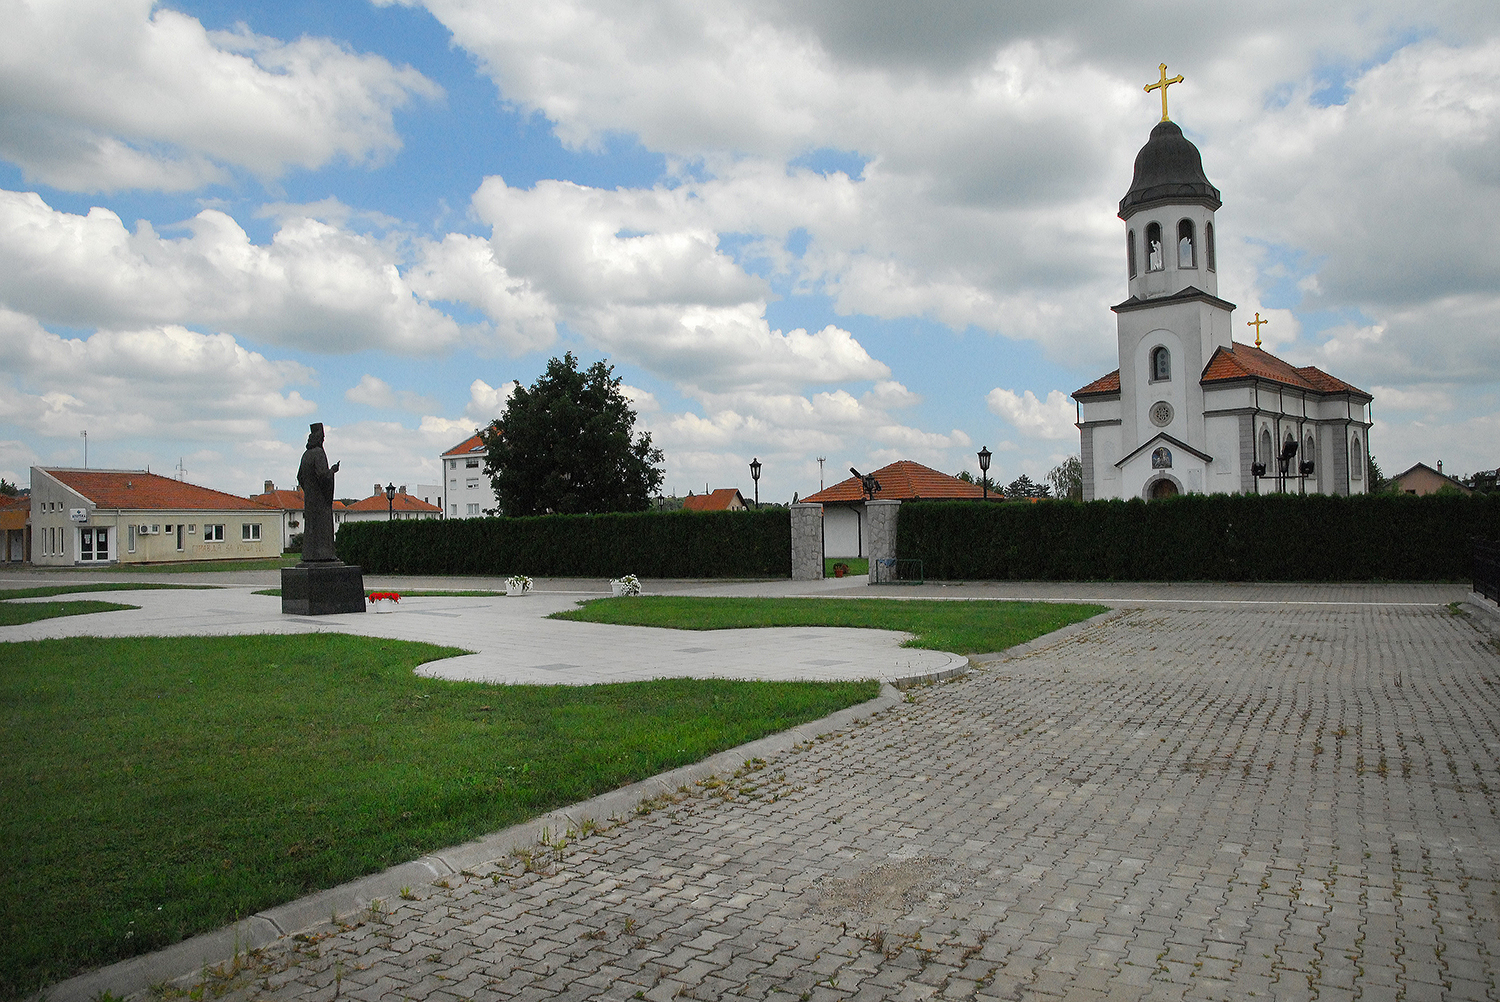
[306,422,325,449]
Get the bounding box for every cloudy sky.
[3,0,1497,503]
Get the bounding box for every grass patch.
[120,555,301,573]
[0,600,137,626]
[825,557,868,577]
[553,596,1107,655]
[252,589,507,598]
[0,633,876,997]
[0,583,215,600]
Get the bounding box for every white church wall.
[1204,414,1243,493]
[1132,328,1188,450]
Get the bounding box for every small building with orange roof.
[681,488,749,512]
[29,467,281,566]
[342,485,444,524]
[440,431,499,518]
[802,460,986,558]
[0,494,29,564]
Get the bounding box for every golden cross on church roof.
[1248,311,1269,347]
[1144,63,1184,123]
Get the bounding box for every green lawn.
[121,554,301,573]
[252,588,507,598]
[0,600,137,626]
[552,596,1107,655]
[0,584,214,627]
[0,633,877,998]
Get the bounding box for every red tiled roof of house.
[251,488,306,511]
[0,494,28,511]
[1074,370,1121,397]
[1202,342,1370,397]
[0,495,27,531]
[45,469,275,511]
[681,488,746,511]
[345,491,443,513]
[802,460,986,503]
[442,432,488,457]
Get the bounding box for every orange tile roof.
[681,488,746,511]
[251,488,307,511]
[442,432,489,457]
[0,496,27,531]
[345,491,443,513]
[802,460,987,503]
[44,469,275,511]
[1202,342,1370,397]
[1074,370,1121,397]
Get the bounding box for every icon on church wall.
[1152,447,1172,469]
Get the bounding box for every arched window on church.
[1127,229,1137,278]
[1304,434,1316,474]
[1350,436,1364,481]
[1150,346,1170,382]
[1178,219,1195,268]
[1145,222,1163,272]
[1260,428,1273,468]
[1205,222,1216,272]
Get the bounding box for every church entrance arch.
[1147,476,1180,500]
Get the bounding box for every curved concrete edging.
[42,611,1094,1002]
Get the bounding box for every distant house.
[249,481,348,550]
[440,432,500,518]
[29,467,280,566]
[682,488,749,512]
[0,495,28,564]
[801,460,987,558]
[1391,462,1472,497]
[342,485,444,523]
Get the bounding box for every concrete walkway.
[10,576,1497,1001]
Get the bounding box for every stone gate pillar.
[789,502,824,581]
[865,499,900,584]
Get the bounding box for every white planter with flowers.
[610,574,641,597]
[506,575,533,597]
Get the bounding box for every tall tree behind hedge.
[482,353,665,515]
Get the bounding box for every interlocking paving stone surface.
[157,602,1499,1001]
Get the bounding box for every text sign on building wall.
[70,508,88,522]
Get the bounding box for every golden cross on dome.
[1248,312,1269,347]
[1144,63,1184,122]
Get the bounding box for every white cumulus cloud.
[986,388,1077,440]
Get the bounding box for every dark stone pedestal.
[281,561,366,615]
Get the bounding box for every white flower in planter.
[610,574,641,597]
[506,575,533,596]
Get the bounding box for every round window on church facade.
[1150,401,1173,427]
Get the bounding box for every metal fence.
[1475,537,1500,603]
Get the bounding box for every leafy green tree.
[0,478,17,497]
[1004,473,1050,499]
[482,353,665,516]
[954,470,975,483]
[1047,456,1084,501]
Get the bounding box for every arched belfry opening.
[1127,230,1137,278]
[1177,219,1195,268]
[1145,222,1164,271]
[1205,222,1216,272]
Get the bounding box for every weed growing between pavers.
[553,596,1107,655]
[0,632,877,998]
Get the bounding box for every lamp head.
[749,458,761,481]
[978,446,992,473]
[385,483,395,500]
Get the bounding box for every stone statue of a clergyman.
[296,422,340,562]
[282,422,365,615]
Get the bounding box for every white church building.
[1074,94,1372,501]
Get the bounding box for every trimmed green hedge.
[336,509,791,577]
[897,494,1500,582]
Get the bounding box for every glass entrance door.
[79,527,109,561]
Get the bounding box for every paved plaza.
[7,575,1499,1001]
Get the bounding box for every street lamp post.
[749,458,761,509]
[978,446,992,500]
[385,482,396,521]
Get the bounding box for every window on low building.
[205,524,225,541]
[128,524,136,553]
[242,523,261,541]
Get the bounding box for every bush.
[335,509,791,578]
[285,532,303,554]
[897,493,1500,582]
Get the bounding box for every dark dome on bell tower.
[1118,120,1221,218]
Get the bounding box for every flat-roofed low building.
[29,467,281,566]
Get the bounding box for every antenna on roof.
[817,457,825,491]
[80,429,87,469]
[175,457,187,481]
